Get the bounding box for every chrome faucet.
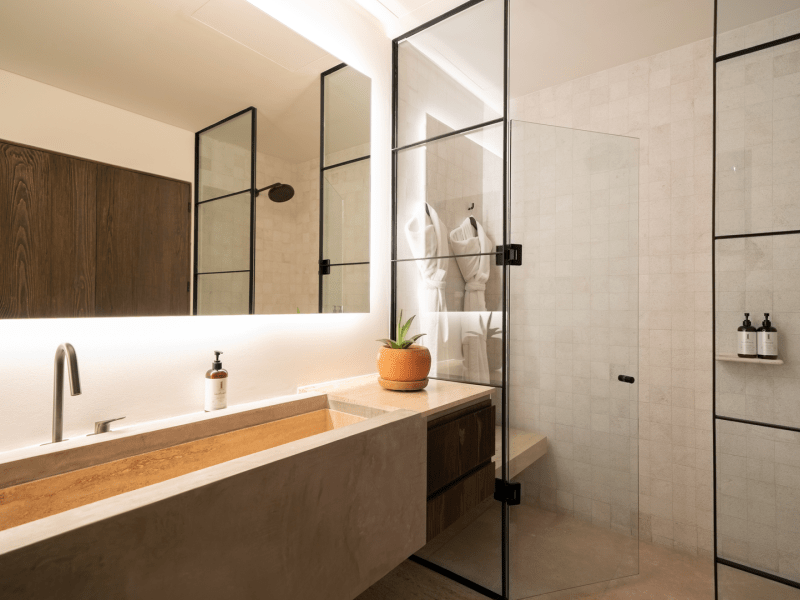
[47,343,82,444]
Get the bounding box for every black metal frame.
[390,0,511,597]
[193,106,257,315]
[319,63,372,313]
[712,4,800,596]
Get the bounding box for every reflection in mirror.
[0,0,370,319]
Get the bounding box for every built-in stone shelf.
[493,426,547,480]
[715,354,784,365]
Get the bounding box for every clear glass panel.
[322,159,370,265]
[717,419,800,585]
[717,0,800,57]
[196,271,249,316]
[715,235,800,430]
[396,123,503,261]
[716,40,800,236]
[323,66,371,167]
[508,120,639,598]
[396,0,504,148]
[396,259,503,386]
[322,263,369,313]
[197,192,252,274]
[198,111,252,202]
[718,564,800,599]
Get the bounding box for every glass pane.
[197,192,252,274]
[508,120,639,598]
[717,1,800,57]
[716,39,800,236]
[715,235,800,429]
[323,66,371,167]
[322,263,369,313]
[717,419,800,585]
[396,259,502,386]
[397,123,503,261]
[322,159,370,265]
[196,271,249,315]
[198,111,252,202]
[396,0,504,148]
[718,564,800,599]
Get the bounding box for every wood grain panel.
[426,461,494,541]
[0,143,96,318]
[427,403,495,495]
[96,165,190,317]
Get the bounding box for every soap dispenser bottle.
[205,351,228,411]
[757,314,778,360]
[737,313,757,358]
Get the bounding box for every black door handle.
[618,375,635,384]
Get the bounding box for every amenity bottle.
[737,313,757,359]
[205,351,228,411]
[757,314,778,360]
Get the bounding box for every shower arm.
[255,183,281,196]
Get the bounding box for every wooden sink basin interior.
[0,407,364,533]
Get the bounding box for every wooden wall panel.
[96,166,190,317]
[0,143,96,318]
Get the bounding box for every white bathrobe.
[449,217,493,311]
[404,203,450,367]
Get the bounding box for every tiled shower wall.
[511,37,715,556]
[254,152,318,315]
[509,123,640,538]
[714,8,800,583]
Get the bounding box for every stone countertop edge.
[298,374,495,420]
[0,408,419,557]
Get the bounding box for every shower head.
[256,182,295,203]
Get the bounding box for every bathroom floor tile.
[360,505,716,600]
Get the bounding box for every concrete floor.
[359,504,717,600]
[360,504,800,599]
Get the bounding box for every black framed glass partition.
[392,1,641,599]
[194,107,256,316]
[320,64,371,313]
[714,2,800,597]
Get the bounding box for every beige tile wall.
[509,123,640,539]
[511,37,715,556]
[714,7,800,584]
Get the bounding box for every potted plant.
[376,311,431,391]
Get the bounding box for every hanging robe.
[449,217,493,312]
[404,203,450,368]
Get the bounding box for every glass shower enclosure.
[391,1,640,598]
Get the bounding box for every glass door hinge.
[319,259,331,275]
[496,244,522,266]
[494,479,521,505]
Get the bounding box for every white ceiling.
[381,0,800,98]
[0,0,348,162]
[1,0,798,165]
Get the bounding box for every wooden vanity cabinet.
[426,398,495,541]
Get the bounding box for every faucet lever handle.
[92,417,126,435]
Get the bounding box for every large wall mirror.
[0,0,370,319]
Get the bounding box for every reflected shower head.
[256,182,295,203]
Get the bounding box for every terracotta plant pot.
[377,344,431,390]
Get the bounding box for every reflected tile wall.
[512,37,715,556]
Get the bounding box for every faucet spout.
[51,343,81,444]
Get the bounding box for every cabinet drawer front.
[428,404,495,495]
[426,461,494,541]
